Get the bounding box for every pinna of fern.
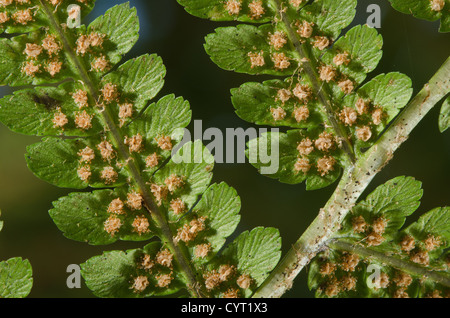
[177,0,414,190]
[176,0,450,299]
[0,1,282,298]
[308,176,450,298]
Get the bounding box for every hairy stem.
[271,0,356,164]
[253,56,450,298]
[39,0,206,298]
[330,240,450,287]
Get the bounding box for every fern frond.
[308,176,450,298]
[177,0,414,190]
[0,1,282,298]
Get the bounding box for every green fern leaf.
[0,257,33,298]
[0,211,33,298]
[439,95,450,132]
[0,1,282,298]
[81,242,186,298]
[177,0,276,22]
[307,176,450,298]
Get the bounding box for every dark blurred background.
[0,0,449,298]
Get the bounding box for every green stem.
[39,1,206,298]
[253,56,450,298]
[330,240,450,287]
